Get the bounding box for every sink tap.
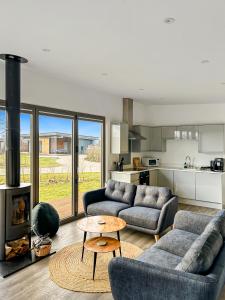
[185,155,191,168]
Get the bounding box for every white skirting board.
[178,198,222,209]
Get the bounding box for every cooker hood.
[123,98,146,140]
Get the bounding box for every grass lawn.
[0,172,101,201]
[39,172,101,201]
[0,153,60,168]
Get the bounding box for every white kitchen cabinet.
[162,126,176,140]
[149,169,158,186]
[177,125,198,140]
[157,169,174,192]
[111,123,128,154]
[111,172,139,184]
[174,171,195,199]
[196,173,222,203]
[132,125,151,152]
[198,124,224,154]
[150,127,166,152]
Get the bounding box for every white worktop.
[111,165,225,175]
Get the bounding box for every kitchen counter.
[111,166,225,175]
[111,166,225,209]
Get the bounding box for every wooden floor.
[0,204,224,300]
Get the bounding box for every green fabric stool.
[32,202,60,237]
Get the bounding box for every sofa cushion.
[134,185,171,209]
[119,206,161,230]
[137,246,182,269]
[207,210,225,238]
[105,180,136,205]
[155,229,199,257]
[87,201,129,216]
[174,210,212,235]
[176,225,223,274]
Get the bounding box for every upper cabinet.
[176,125,199,140]
[111,123,128,154]
[150,127,166,152]
[162,126,176,140]
[132,125,151,152]
[198,124,225,154]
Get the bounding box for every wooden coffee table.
[84,236,120,280]
[77,215,126,278]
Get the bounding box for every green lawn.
[0,153,60,168]
[0,172,101,201]
[39,172,101,201]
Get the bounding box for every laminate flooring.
[0,204,224,300]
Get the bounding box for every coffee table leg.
[113,250,116,257]
[81,231,87,261]
[93,252,97,280]
[117,231,122,257]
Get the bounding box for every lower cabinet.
[196,173,222,203]
[157,169,174,193]
[149,169,158,186]
[173,171,195,200]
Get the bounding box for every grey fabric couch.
[118,185,178,241]
[109,210,225,300]
[83,180,178,241]
[83,180,137,217]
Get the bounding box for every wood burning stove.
[0,54,54,278]
[0,184,31,261]
[0,54,31,263]
[0,54,32,276]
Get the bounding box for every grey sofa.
[83,180,178,241]
[83,179,137,217]
[109,210,225,300]
[118,185,178,241]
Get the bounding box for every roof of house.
[20,132,99,141]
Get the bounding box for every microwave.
[142,157,160,167]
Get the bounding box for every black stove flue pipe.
[0,54,28,187]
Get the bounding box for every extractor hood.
[123,98,146,140]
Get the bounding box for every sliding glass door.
[0,100,105,222]
[20,112,32,184]
[38,113,73,220]
[0,109,32,186]
[77,118,104,213]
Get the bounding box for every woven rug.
[49,241,143,293]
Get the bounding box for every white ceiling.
[1,0,225,105]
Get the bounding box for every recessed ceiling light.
[42,48,51,52]
[101,73,108,76]
[164,18,176,24]
[201,59,210,64]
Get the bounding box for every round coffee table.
[77,215,126,264]
[84,236,120,280]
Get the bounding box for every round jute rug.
[49,241,143,293]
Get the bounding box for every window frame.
[0,100,106,224]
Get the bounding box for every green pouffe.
[32,202,60,237]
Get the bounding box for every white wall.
[148,103,225,125]
[0,63,150,178]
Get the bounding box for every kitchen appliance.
[210,158,224,172]
[142,157,160,167]
[133,157,141,169]
[139,171,150,185]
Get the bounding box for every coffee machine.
[210,158,224,172]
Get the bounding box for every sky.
[0,111,101,137]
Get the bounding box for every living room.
[1,1,225,300]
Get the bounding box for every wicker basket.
[34,244,51,257]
